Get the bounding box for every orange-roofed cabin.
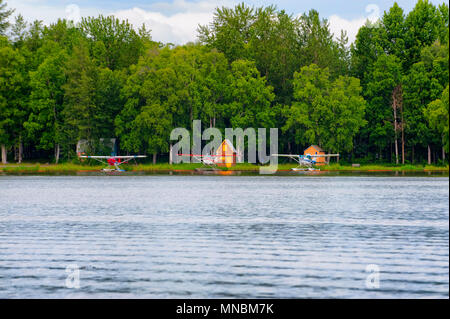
[304,145,326,166]
[216,139,237,168]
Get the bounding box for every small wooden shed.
[216,139,237,168]
[304,145,326,165]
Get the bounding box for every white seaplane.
[78,155,147,172]
[271,153,339,171]
[178,153,237,169]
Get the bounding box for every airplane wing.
[79,155,147,159]
[178,154,236,157]
[109,155,147,159]
[79,156,110,159]
[309,154,340,157]
[271,154,300,158]
[271,154,339,158]
[178,154,208,157]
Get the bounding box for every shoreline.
[0,163,448,174]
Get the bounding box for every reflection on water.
[0,175,448,298]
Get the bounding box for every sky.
[6,0,450,44]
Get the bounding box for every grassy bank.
[0,163,103,173]
[124,162,448,172]
[0,162,448,173]
[311,163,449,172]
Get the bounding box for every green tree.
[225,59,275,129]
[326,75,367,154]
[379,3,406,63]
[61,41,97,155]
[298,10,341,77]
[437,3,449,44]
[0,36,26,163]
[195,48,230,129]
[116,46,177,160]
[199,4,311,105]
[365,54,403,163]
[0,0,14,35]
[79,15,149,70]
[117,44,229,162]
[25,20,44,52]
[95,68,126,138]
[43,19,84,53]
[403,41,449,162]
[404,0,440,69]
[283,64,366,155]
[248,7,301,104]
[350,21,383,89]
[336,30,351,76]
[24,41,67,163]
[10,14,28,46]
[198,3,255,62]
[425,85,449,153]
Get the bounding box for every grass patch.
[1,165,40,173]
[0,163,102,173]
[125,163,204,171]
[319,163,449,171]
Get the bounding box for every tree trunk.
[400,92,405,165]
[401,124,405,165]
[287,142,291,162]
[394,137,399,165]
[443,146,446,162]
[55,144,60,164]
[411,146,414,164]
[427,145,431,165]
[392,100,398,164]
[153,153,157,165]
[18,141,23,164]
[169,144,173,165]
[1,144,7,164]
[392,85,402,165]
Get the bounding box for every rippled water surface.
[0,175,448,298]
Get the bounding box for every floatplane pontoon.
[178,153,237,170]
[270,153,339,171]
[78,155,147,172]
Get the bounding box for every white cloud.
[7,0,101,26]
[328,15,368,44]
[113,6,212,44]
[6,0,234,44]
[327,4,381,44]
[7,0,379,44]
[112,0,236,44]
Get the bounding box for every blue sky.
[7,0,449,44]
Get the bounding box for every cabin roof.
[217,139,237,154]
[305,145,324,152]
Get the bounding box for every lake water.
[0,175,448,298]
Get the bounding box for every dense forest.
[0,0,448,165]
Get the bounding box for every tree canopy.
[0,0,448,165]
